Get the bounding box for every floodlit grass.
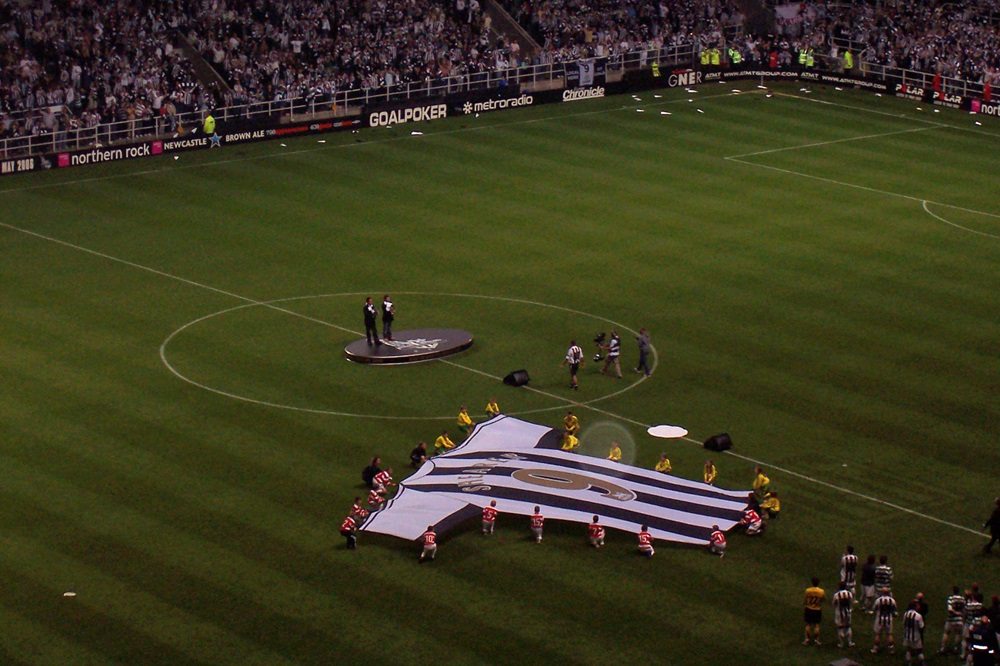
[1,82,998,665]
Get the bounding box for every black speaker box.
[503,370,530,386]
[703,433,732,452]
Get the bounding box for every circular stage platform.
[344,328,474,364]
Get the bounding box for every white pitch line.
[726,125,942,160]
[725,157,1000,224]
[922,200,1000,239]
[774,91,1000,138]
[719,448,986,537]
[3,99,986,539]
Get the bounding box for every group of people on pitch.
[802,544,1000,665]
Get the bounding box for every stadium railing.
[1,43,989,160]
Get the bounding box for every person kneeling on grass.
[410,441,428,467]
[588,516,605,548]
[419,525,437,563]
[340,514,357,550]
[607,441,622,462]
[761,491,781,519]
[561,430,579,452]
[434,430,455,455]
[709,525,726,558]
[740,507,764,535]
[638,525,654,558]
[457,405,474,438]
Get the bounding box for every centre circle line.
[159,292,656,419]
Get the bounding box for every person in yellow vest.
[457,405,474,437]
[562,410,580,437]
[654,452,672,473]
[843,49,854,76]
[203,113,215,135]
[805,47,815,68]
[485,398,500,419]
[434,430,455,455]
[798,47,808,70]
[651,61,660,77]
[607,441,622,462]
[704,459,718,485]
[728,47,742,70]
[700,48,711,66]
[710,47,721,67]
[761,491,781,519]
[561,430,579,452]
[753,466,771,498]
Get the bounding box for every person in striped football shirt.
[340,514,357,550]
[871,587,897,654]
[372,468,394,489]
[874,555,893,594]
[599,330,622,378]
[740,507,764,536]
[962,591,985,660]
[530,506,544,543]
[939,585,966,655]
[708,526,726,558]
[418,525,437,563]
[588,516,605,548]
[833,581,855,648]
[637,525,654,558]
[839,545,858,601]
[350,497,368,521]
[482,500,498,535]
[368,484,386,511]
[562,340,584,390]
[902,600,925,664]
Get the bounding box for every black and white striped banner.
[360,415,748,544]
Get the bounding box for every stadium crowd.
[182,0,497,107]
[0,0,209,143]
[497,0,745,62]
[3,0,1000,146]
[781,0,1000,85]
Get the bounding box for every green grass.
[1,81,998,665]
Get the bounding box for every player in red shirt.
[340,515,357,550]
[368,485,386,511]
[530,506,544,543]
[419,525,437,563]
[373,468,394,488]
[709,525,726,558]
[740,508,764,535]
[350,496,368,521]
[482,500,498,535]
[588,515,605,548]
[638,525,655,558]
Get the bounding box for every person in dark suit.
[382,294,395,341]
[364,297,380,346]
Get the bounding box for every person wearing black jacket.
[361,455,382,488]
[382,294,395,341]
[984,497,1000,554]
[860,554,877,613]
[363,296,381,346]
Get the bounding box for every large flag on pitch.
[359,415,749,544]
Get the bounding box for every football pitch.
[1,81,997,665]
